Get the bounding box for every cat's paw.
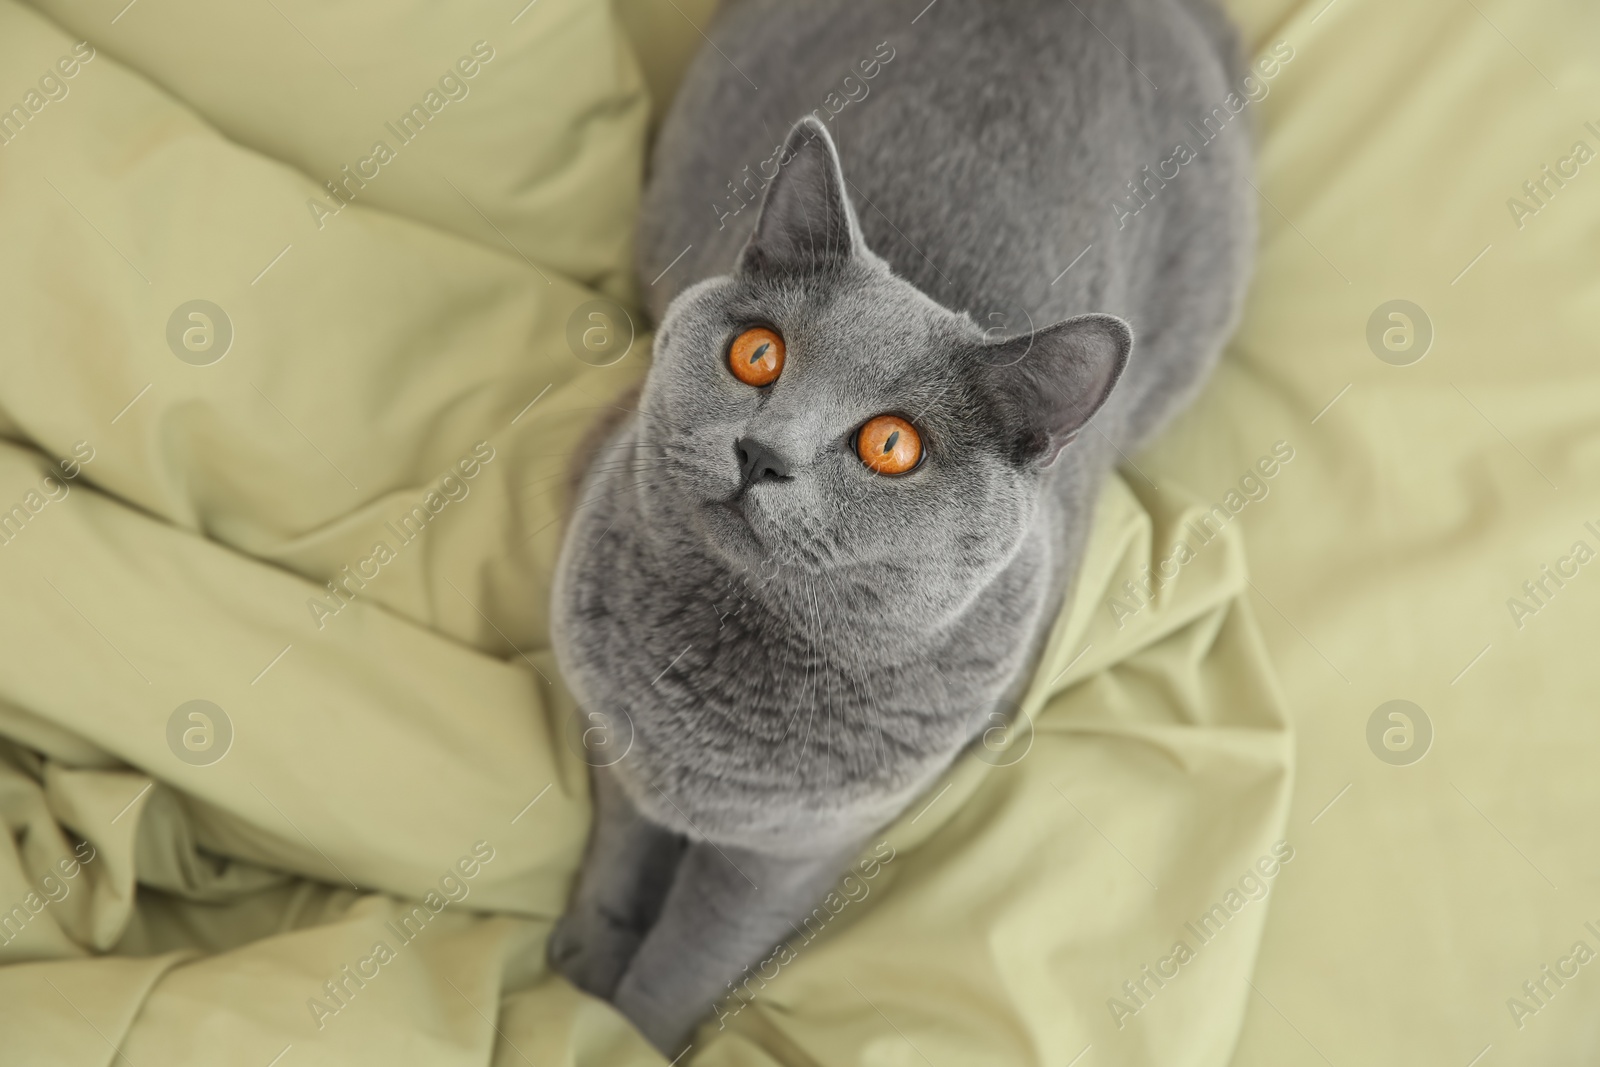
[612,968,698,1058]
[547,904,648,1000]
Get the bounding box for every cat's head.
[633,118,1130,616]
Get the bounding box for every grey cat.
[547,0,1255,1052]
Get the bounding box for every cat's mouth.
[695,496,770,561]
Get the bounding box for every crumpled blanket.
[1,0,1358,1062]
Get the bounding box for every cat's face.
[631,119,1130,612]
[642,257,1021,579]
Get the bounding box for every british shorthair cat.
[548,0,1255,1051]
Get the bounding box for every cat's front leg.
[611,835,867,1054]
[548,768,688,999]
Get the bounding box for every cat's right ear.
[739,117,865,277]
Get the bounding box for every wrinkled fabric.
[4,0,1580,1063]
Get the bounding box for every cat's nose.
[734,437,792,486]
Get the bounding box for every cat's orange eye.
[728,327,785,387]
[856,415,922,475]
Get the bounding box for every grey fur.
[548,0,1255,1052]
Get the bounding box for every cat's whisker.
[580,461,672,478]
[533,473,666,541]
[525,457,669,488]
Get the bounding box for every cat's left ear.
[739,117,866,277]
[973,313,1133,466]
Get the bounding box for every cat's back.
[639,0,1254,449]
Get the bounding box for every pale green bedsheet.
[0,0,1594,1064]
